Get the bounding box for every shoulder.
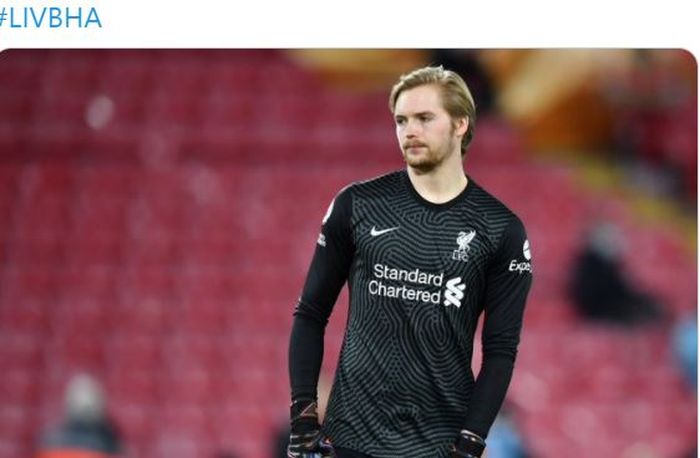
[345,170,405,199]
[466,179,529,255]
[468,179,525,228]
[324,171,404,225]
[323,171,401,221]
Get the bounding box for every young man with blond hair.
[288,66,533,458]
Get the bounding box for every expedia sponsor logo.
[508,239,532,274]
[508,260,532,274]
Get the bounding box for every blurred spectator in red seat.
[568,221,666,326]
[35,373,123,458]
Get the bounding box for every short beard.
[403,139,456,174]
[402,124,460,173]
[404,153,439,174]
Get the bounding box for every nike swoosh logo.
[370,226,400,237]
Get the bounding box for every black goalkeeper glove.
[288,429,336,458]
[448,429,486,458]
[287,399,336,458]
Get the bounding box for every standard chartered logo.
[369,264,444,304]
[443,277,466,308]
[368,264,466,308]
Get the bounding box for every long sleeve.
[289,186,355,402]
[462,217,533,438]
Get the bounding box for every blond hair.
[389,65,476,155]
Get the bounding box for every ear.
[454,117,468,137]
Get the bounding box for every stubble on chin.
[402,146,443,174]
[405,157,436,174]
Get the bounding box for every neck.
[406,152,468,204]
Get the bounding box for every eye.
[395,117,406,126]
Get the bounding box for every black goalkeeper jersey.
[289,170,533,458]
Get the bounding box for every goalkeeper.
[287,65,533,458]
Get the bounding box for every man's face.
[393,84,465,172]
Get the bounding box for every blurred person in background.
[483,401,531,458]
[287,66,533,458]
[671,312,698,458]
[35,373,123,458]
[568,221,666,326]
[671,311,697,392]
